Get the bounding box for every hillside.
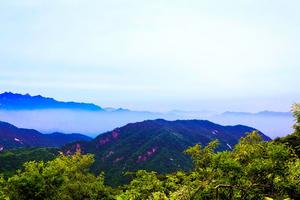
[63,119,271,185]
[0,121,91,151]
[0,147,59,177]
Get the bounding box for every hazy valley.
[0,93,293,138]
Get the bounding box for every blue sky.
[0,0,299,112]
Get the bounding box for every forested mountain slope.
[63,119,270,185]
[0,121,91,151]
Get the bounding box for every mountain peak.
[63,119,270,186]
[0,92,103,111]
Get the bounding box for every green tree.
[0,176,7,200]
[275,103,300,156]
[3,152,113,200]
[292,103,300,135]
[286,159,300,198]
[183,131,294,199]
[117,170,165,200]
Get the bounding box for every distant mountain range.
[63,119,270,185]
[0,92,103,111]
[0,92,294,138]
[0,92,293,186]
[2,92,289,116]
[0,121,91,151]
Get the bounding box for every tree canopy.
[1,131,299,200]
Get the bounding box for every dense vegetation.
[1,131,299,200]
[63,119,270,186]
[0,104,299,199]
[0,147,59,178]
[275,104,300,157]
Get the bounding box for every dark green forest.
[0,104,300,200]
[0,147,59,178]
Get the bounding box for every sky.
[0,0,299,112]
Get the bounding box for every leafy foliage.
[0,132,299,199]
[116,132,298,199]
[0,176,7,200]
[275,103,300,156]
[292,103,300,134]
[0,147,59,178]
[1,152,114,200]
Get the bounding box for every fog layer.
[0,109,293,139]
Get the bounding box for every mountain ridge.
[0,92,293,138]
[0,92,103,111]
[0,120,91,151]
[63,119,271,185]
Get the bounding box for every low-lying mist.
[0,109,294,139]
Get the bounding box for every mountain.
[0,121,91,151]
[0,92,293,138]
[63,119,270,185]
[0,92,103,111]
